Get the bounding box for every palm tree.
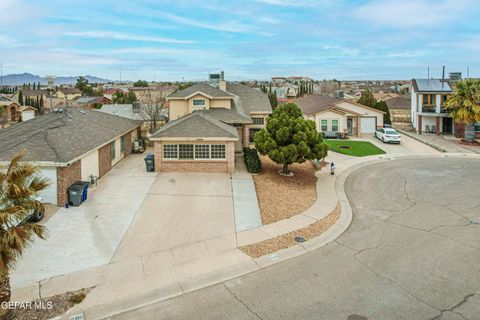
[445,79,480,142]
[0,152,49,319]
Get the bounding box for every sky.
[1,0,479,81]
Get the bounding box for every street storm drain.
[294,236,305,243]
[347,315,368,320]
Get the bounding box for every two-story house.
[411,79,453,135]
[150,73,272,173]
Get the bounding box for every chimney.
[219,80,226,92]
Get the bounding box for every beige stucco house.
[296,95,385,136]
[55,88,82,101]
[150,76,272,173]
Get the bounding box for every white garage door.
[38,167,57,205]
[81,149,99,181]
[360,117,376,134]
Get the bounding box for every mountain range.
[0,73,111,86]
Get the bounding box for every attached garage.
[37,167,57,205]
[81,149,99,182]
[360,117,377,134]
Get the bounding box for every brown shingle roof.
[168,83,234,98]
[385,95,411,110]
[0,109,141,164]
[295,95,339,115]
[150,111,238,139]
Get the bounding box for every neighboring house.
[411,79,453,135]
[19,106,36,121]
[386,94,411,123]
[373,92,399,101]
[127,86,175,103]
[272,77,287,84]
[0,109,142,206]
[150,75,272,173]
[55,88,82,101]
[22,89,49,111]
[0,94,21,123]
[73,96,112,109]
[99,103,168,135]
[296,95,385,136]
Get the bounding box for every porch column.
[356,116,360,137]
[418,115,422,134]
[435,117,440,135]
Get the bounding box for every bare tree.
[141,91,166,133]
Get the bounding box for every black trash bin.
[72,181,89,202]
[68,184,84,207]
[144,154,155,172]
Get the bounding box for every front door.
[347,118,353,135]
[442,117,453,134]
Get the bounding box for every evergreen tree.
[358,89,376,108]
[18,91,23,105]
[254,103,328,174]
[374,101,391,125]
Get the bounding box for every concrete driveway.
[112,172,237,262]
[113,157,480,320]
[11,154,157,288]
[356,133,439,156]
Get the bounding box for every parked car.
[375,128,401,144]
[2,196,46,225]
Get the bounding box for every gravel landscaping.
[240,203,340,258]
[252,156,318,224]
[13,287,91,320]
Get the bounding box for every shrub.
[243,148,262,173]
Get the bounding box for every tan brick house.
[151,73,272,173]
[0,108,141,206]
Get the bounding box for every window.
[321,120,328,131]
[194,145,210,159]
[252,117,264,125]
[332,120,339,132]
[120,136,125,153]
[211,144,226,159]
[249,128,262,143]
[111,142,116,160]
[192,99,205,106]
[179,144,194,159]
[422,94,435,106]
[163,144,178,159]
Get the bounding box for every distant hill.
[0,73,111,85]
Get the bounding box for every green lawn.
[325,140,385,157]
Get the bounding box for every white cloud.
[353,0,472,28]
[160,11,252,33]
[64,31,195,44]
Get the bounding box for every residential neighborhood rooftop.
[412,79,452,92]
[295,94,340,115]
[0,108,141,164]
[150,111,239,139]
[168,82,235,98]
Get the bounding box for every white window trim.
[163,143,226,160]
